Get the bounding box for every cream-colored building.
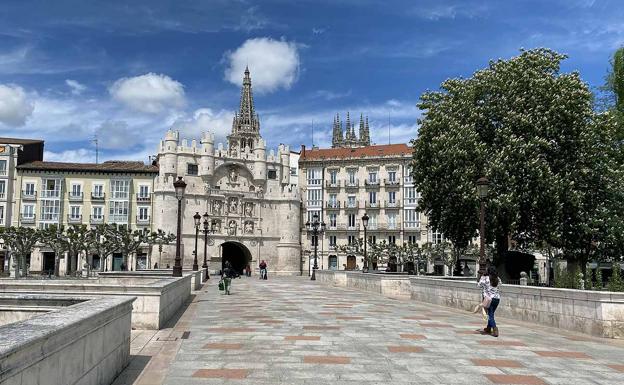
[299,119,452,275]
[152,68,301,275]
[13,160,158,274]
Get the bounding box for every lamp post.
[305,213,326,281]
[192,212,201,271]
[201,212,215,282]
[477,177,489,276]
[173,177,186,277]
[361,213,369,272]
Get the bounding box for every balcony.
[384,179,400,188]
[404,176,414,184]
[366,201,381,209]
[41,190,61,199]
[378,223,401,231]
[366,223,379,230]
[136,215,151,225]
[344,201,359,209]
[68,192,83,202]
[136,193,151,203]
[346,223,360,231]
[109,214,128,223]
[90,215,104,224]
[22,191,37,200]
[20,214,36,224]
[326,201,341,209]
[325,180,340,189]
[405,221,421,230]
[364,179,380,188]
[307,179,322,187]
[345,179,359,189]
[91,192,105,201]
[67,214,83,224]
[385,200,399,208]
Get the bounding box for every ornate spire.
[233,66,259,134]
[361,116,371,146]
[344,112,352,142]
[331,113,344,148]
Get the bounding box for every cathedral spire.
[331,113,344,148]
[229,68,261,151]
[361,115,370,146]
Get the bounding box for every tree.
[412,48,623,274]
[110,226,148,270]
[147,229,176,268]
[65,225,94,273]
[0,227,41,277]
[40,225,67,277]
[91,224,118,272]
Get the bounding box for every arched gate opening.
[221,241,252,275]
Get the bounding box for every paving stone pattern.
[143,277,623,385]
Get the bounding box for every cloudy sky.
[0,0,622,163]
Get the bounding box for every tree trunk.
[54,252,60,277]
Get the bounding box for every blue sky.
[0,0,622,163]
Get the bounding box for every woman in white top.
[477,267,501,337]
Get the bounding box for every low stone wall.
[0,295,134,385]
[105,269,205,291]
[0,275,191,330]
[315,270,624,338]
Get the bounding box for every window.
[348,213,356,227]
[92,206,103,219]
[368,214,378,229]
[0,181,5,198]
[22,204,35,218]
[404,167,414,183]
[408,235,419,244]
[70,206,81,219]
[307,210,321,223]
[71,183,82,197]
[92,184,104,198]
[368,235,377,244]
[290,167,297,176]
[0,160,6,175]
[307,189,322,207]
[369,191,377,204]
[329,235,337,247]
[109,201,129,221]
[40,200,60,221]
[43,179,61,198]
[307,168,321,185]
[348,235,356,245]
[139,185,150,198]
[388,235,396,244]
[404,187,418,205]
[368,169,378,183]
[347,195,356,208]
[387,170,397,183]
[387,213,397,228]
[329,170,337,184]
[388,191,396,204]
[268,170,277,179]
[329,194,337,207]
[187,163,198,176]
[347,169,356,184]
[139,207,149,221]
[111,180,129,199]
[405,209,420,228]
[0,206,4,224]
[430,230,444,244]
[329,213,337,227]
[24,182,35,196]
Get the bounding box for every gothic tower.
[359,115,370,146]
[331,113,344,148]
[228,67,261,151]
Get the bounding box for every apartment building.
[299,142,443,273]
[13,160,158,273]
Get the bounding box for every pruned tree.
[0,226,41,277]
[40,225,66,277]
[147,229,176,268]
[110,226,148,270]
[91,224,118,272]
[65,225,94,274]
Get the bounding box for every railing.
[109,214,128,223]
[325,180,340,188]
[136,194,151,203]
[384,179,400,187]
[68,192,83,201]
[327,224,361,231]
[0,169,7,176]
[40,214,60,222]
[367,223,379,230]
[67,214,83,223]
[326,201,340,209]
[307,179,322,186]
[385,200,398,208]
[345,179,359,188]
[91,193,105,201]
[344,201,359,209]
[136,215,151,224]
[22,191,37,200]
[404,221,421,229]
[366,201,381,209]
[90,215,104,224]
[111,193,129,199]
[365,179,380,187]
[41,190,61,198]
[346,224,360,231]
[20,214,35,224]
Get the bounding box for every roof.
[17,160,159,173]
[300,143,412,162]
[0,137,44,145]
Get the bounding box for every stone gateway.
[152,68,301,275]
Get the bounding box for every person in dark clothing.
[259,260,267,280]
[221,261,235,294]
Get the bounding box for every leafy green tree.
[110,226,148,270]
[40,225,67,277]
[148,229,176,268]
[607,263,624,292]
[0,227,41,277]
[412,48,624,274]
[595,268,604,290]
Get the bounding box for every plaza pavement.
[118,276,624,385]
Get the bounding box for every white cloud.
[0,84,34,126]
[224,37,300,93]
[171,108,234,144]
[109,73,185,113]
[44,148,94,163]
[65,79,87,95]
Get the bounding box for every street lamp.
[201,212,216,282]
[173,177,186,277]
[477,176,489,276]
[305,212,326,281]
[192,212,201,271]
[361,213,369,272]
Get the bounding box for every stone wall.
[0,275,191,330]
[315,270,624,338]
[0,295,134,385]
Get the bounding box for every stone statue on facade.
[228,219,237,235]
[228,197,238,213]
[244,202,253,217]
[228,165,239,183]
[244,221,254,234]
[213,200,222,215]
[213,219,221,233]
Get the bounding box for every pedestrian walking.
[220,261,235,295]
[259,260,268,280]
[478,267,501,337]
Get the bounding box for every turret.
[253,138,267,181]
[279,144,290,184]
[200,131,215,178]
[161,130,179,177]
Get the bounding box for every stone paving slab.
[118,276,624,385]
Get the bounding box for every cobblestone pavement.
[146,276,623,385]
